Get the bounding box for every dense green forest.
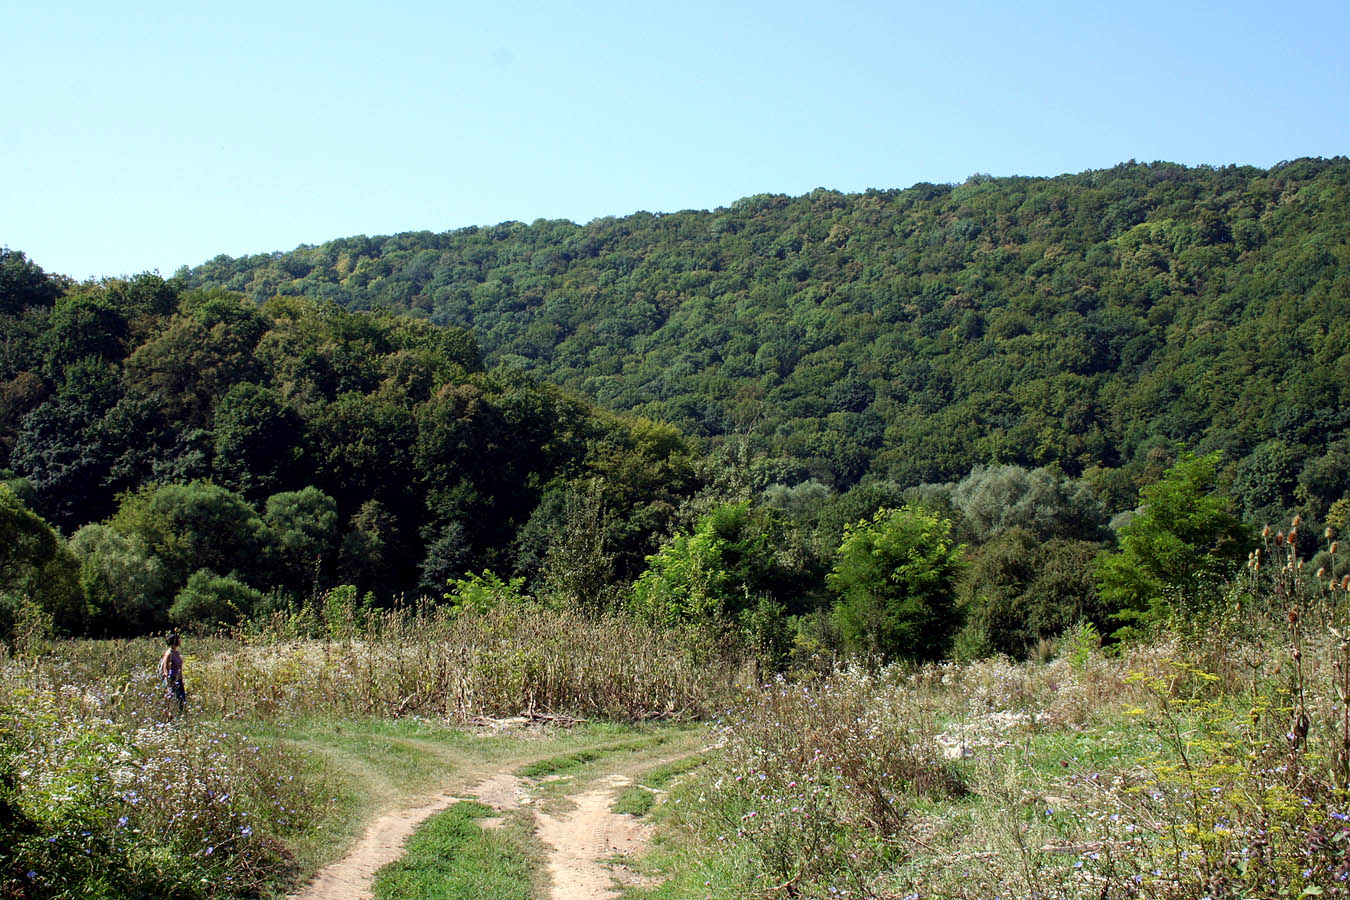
[0,260,704,636]
[2,158,1348,660]
[178,158,1350,516]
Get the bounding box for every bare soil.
[534,774,655,900]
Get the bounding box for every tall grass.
[660,520,1350,899]
[0,600,741,896]
[206,600,738,722]
[10,601,740,726]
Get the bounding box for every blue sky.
[5,0,1347,281]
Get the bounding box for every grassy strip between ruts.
[638,752,710,788]
[612,754,712,818]
[513,734,672,778]
[612,786,656,817]
[370,801,542,900]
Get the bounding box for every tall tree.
[1096,451,1253,637]
[828,504,964,662]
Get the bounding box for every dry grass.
[202,602,738,722]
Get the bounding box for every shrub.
[0,484,84,633]
[444,570,530,614]
[630,501,780,629]
[68,524,171,635]
[959,528,1108,658]
[169,570,264,629]
[110,481,270,595]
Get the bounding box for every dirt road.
[289,734,690,900]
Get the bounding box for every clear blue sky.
[5,0,1347,281]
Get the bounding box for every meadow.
[4,527,1350,899]
[629,528,1350,899]
[0,599,734,899]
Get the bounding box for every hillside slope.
[181,159,1350,515]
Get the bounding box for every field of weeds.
[0,603,739,898]
[637,620,1350,899]
[7,529,1350,899]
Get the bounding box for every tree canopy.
[827,505,965,662]
[176,159,1350,519]
[4,159,1348,653]
[1096,451,1253,636]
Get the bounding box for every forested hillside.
[4,159,1349,658]
[0,262,700,634]
[180,158,1350,518]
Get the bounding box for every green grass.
[513,734,672,778]
[249,718,703,881]
[612,786,656,817]
[370,801,539,900]
[611,752,712,819]
[639,752,710,788]
[241,717,485,872]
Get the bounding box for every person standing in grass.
[160,633,186,714]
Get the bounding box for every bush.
[959,528,1108,658]
[68,524,171,635]
[443,570,530,614]
[630,502,780,629]
[110,481,270,595]
[0,484,84,633]
[169,570,264,629]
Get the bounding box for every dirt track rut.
[289,755,671,900]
